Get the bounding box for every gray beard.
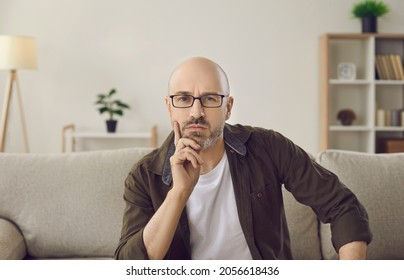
[187,127,223,150]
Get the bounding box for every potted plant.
[95,88,130,133]
[352,0,389,33]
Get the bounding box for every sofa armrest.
[0,218,26,259]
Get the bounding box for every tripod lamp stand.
[0,35,37,152]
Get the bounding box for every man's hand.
[170,121,203,200]
[142,121,203,259]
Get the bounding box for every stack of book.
[375,54,404,80]
[376,108,404,127]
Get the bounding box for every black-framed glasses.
[169,94,228,108]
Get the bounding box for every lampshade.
[0,35,37,70]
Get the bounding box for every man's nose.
[190,98,205,119]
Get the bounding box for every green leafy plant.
[95,88,130,120]
[352,0,389,18]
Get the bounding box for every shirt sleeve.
[268,131,372,252]
[115,166,153,260]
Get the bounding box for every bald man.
[115,57,372,260]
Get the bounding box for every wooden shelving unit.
[320,33,404,153]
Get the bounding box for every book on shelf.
[385,55,395,79]
[375,54,404,80]
[375,55,386,79]
[379,54,392,79]
[389,54,401,80]
[394,54,404,80]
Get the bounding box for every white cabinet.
[62,124,158,152]
[320,34,404,153]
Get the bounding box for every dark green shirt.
[115,124,372,259]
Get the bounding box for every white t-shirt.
[186,152,253,259]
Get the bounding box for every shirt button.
[257,192,263,198]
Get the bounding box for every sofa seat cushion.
[316,150,404,260]
[0,148,153,259]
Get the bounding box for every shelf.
[375,126,404,132]
[72,132,151,139]
[330,126,404,132]
[329,79,371,85]
[330,80,404,85]
[325,33,404,40]
[375,80,404,85]
[329,125,371,131]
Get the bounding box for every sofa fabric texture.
[0,218,26,259]
[0,148,402,259]
[282,190,322,259]
[316,150,404,260]
[0,148,152,259]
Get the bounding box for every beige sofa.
[0,148,403,260]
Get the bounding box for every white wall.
[1,0,404,154]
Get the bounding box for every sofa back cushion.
[0,148,153,258]
[316,150,404,260]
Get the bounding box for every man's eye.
[204,95,219,102]
[176,96,192,102]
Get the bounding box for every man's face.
[166,58,233,150]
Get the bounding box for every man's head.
[166,57,233,150]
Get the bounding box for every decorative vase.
[361,16,377,33]
[106,120,117,133]
[341,119,354,126]
[337,109,356,126]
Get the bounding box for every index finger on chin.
[173,121,181,146]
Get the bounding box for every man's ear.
[225,96,234,120]
[165,96,172,114]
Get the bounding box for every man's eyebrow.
[173,91,192,95]
[172,91,220,95]
[201,92,220,95]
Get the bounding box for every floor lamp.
[0,35,37,152]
